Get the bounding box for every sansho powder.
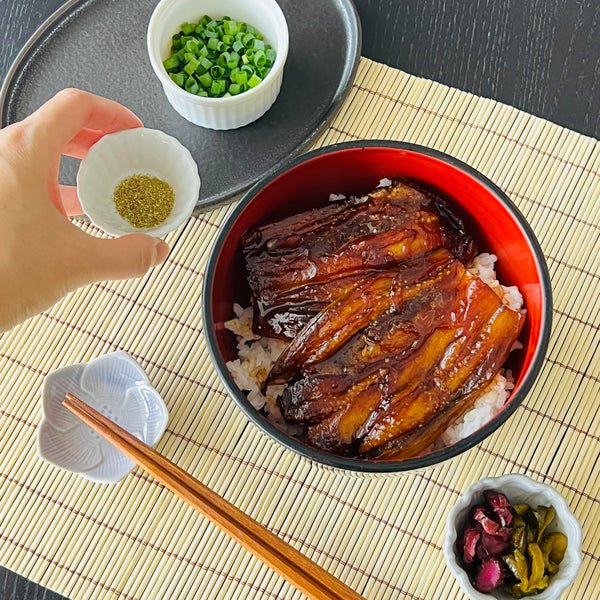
[113,174,175,228]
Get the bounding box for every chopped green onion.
[184,76,199,94]
[253,50,266,68]
[163,55,179,71]
[233,70,247,85]
[247,73,262,88]
[163,14,276,98]
[184,38,199,53]
[198,56,213,71]
[198,72,213,89]
[232,39,245,53]
[169,72,185,86]
[265,48,276,65]
[242,33,255,48]
[206,37,220,51]
[227,55,240,69]
[223,20,239,35]
[210,64,225,79]
[210,79,227,96]
[183,56,200,75]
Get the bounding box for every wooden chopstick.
[63,393,367,600]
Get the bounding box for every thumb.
[70,233,170,285]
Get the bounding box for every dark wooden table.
[1,1,598,598]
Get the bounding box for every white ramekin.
[147,0,289,130]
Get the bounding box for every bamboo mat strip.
[0,57,599,599]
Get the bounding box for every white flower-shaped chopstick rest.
[37,352,169,484]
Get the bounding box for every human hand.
[0,88,170,333]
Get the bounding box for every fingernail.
[151,240,170,267]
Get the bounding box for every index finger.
[27,88,143,155]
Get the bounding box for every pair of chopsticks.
[63,393,367,600]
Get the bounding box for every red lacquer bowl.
[202,141,552,473]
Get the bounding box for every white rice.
[329,178,394,203]
[225,254,523,452]
[225,304,286,410]
[329,193,347,202]
[468,252,524,312]
[435,370,514,447]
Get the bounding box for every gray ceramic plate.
[0,0,361,212]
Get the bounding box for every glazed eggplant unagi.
[278,251,523,459]
[242,180,476,340]
[240,180,525,459]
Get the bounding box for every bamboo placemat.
[1,57,599,599]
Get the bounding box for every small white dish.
[444,473,583,600]
[77,128,200,237]
[37,351,169,484]
[147,0,289,129]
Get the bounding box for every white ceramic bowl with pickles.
[444,474,583,600]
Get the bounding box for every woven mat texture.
[1,57,599,599]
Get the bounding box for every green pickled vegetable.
[504,549,529,588]
[502,502,568,597]
[535,506,557,541]
[526,543,548,592]
[162,15,277,98]
[512,504,529,516]
[504,545,549,598]
[511,516,527,554]
[540,531,568,565]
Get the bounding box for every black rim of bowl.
[202,140,553,473]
